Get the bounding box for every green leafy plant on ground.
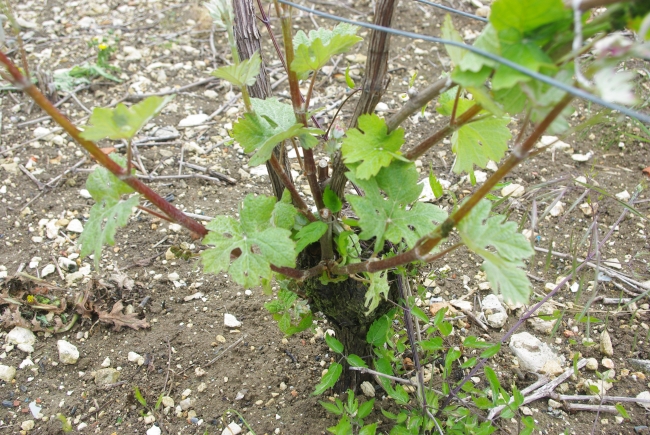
[2,0,649,432]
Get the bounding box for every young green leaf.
[441,14,465,66]
[359,422,377,434]
[204,0,234,29]
[344,65,355,89]
[293,221,328,253]
[490,0,569,34]
[358,400,375,419]
[231,98,322,166]
[492,39,555,91]
[364,271,390,315]
[366,315,389,346]
[458,199,533,303]
[292,23,362,80]
[272,190,298,230]
[451,115,512,174]
[211,51,261,88]
[133,386,148,407]
[346,354,368,368]
[325,333,344,354]
[79,155,139,268]
[484,366,500,404]
[346,162,447,252]
[323,186,342,213]
[319,400,343,415]
[341,114,406,180]
[428,167,444,198]
[80,95,174,141]
[479,343,501,359]
[313,362,343,395]
[327,414,352,435]
[420,336,443,351]
[201,194,296,288]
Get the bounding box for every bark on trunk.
[300,250,397,392]
[233,0,291,200]
[329,0,396,200]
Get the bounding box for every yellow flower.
[98,43,108,51]
[26,295,36,304]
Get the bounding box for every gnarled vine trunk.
[233,0,291,200]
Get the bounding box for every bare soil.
[1,1,650,434]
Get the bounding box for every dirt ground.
[1,0,650,434]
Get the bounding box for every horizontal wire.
[414,0,488,22]
[281,0,650,124]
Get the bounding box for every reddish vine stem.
[268,154,317,222]
[449,86,462,126]
[331,95,573,276]
[0,49,208,237]
[404,104,482,161]
[275,2,325,211]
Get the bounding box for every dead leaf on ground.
[643,166,650,177]
[97,301,150,331]
[429,302,457,316]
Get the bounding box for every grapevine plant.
[1,0,649,432]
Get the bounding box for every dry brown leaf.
[0,306,33,329]
[643,166,650,177]
[97,301,150,331]
[429,302,457,316]
[74,290,95,319]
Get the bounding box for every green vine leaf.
[201,194,297,288]
[441,14,465,66]
[211,51,261,88]
[364,271,390,315]
[458,199,533,303]
[346,162,447,251]
[313,362,343,395]
[490,0,569,34]
[342,114,406,180]
[293,221,328,254]
[451,114,511,174]
[79,155,139,268]
[292,23,362,80]
[80,95,174,141]
[231,98,322,166]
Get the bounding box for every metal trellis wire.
[414,0,488,22]
[280,0,650,124]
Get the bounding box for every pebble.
[222,422,242,435]
[224,313,242,328]
[179,398,194,410]
[615,190,631,201]
[77,422,88,430]
[600,330,614,356]
[58,257,78,273]
[21,419,35,431]
[579,202,593,216]
[0,365,16,382]
[636,391,650,410]
[6,326,36,353]
[501,183,525,198]
[41,264,56,277]
[33,126,52,140]
[29,402,42,419]
[58,340,80,364]
[548,399,562,408]
[375,102,389,112]
[128,352,145,366]
[549,201,565,217]
[216,335,226,343]
[168,272,180,281]
[147,426,162,435]
[509,332,564,375]
[79,189,92,199]
[585,358,599,371]
[475,5,490,17]
[178,114,209,127]
[628,359,650,375]
[101,357,111,368]
[66,219,84,233]
[95,368,120,386]
[168,223,183,233]
[124,46,143,61]
[572,151,594,162]
[602,358,614,369]
[361,381,375,397]
[482,294,507,328]
[244,289,253,297]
